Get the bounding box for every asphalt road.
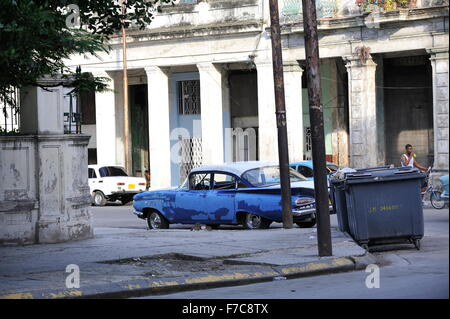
[91,204,449,299]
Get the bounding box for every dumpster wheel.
[413,239,421,250]
[361,243,369,253]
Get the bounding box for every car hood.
[133,187,178,200]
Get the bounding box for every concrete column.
[197,63,226,165]
[114,73,126,168]
[428,48,449,174]
[9,78,93,244]
[93,71,117,166]
[36,135,93,244]
[283,61,304,163]
[328,59,349,166]
[20,78,65,135]
[344,54,379,168]
[256,62,278,162]
[145,66,172,189]
[334,61,350,168]
[373,55,386,166]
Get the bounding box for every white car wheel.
[93,191,107,206]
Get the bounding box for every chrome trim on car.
[292,208,316,216]
[133,209,144,218]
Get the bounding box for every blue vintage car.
[289,160,338,214]
[133,161,318,230]
[289,160,339,181]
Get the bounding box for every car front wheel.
[147,211,170,230]
[93,191,107,206]
[243,213,272,230]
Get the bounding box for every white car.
[88,165,147,206]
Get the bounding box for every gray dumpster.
[329,178,350,233]
[331,167,425,250]
[329,166,391,233]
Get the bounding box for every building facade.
[64,0,449,188]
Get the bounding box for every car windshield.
[99,166,128,177]
[179,177,188,190]
[326,164,339,173]
[242,166,307,187]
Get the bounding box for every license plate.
[128,184,135,189]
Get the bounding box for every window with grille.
[304,126,312,160]
[179,137,203,184]
[0,87,20,133]
[177,80,201,115]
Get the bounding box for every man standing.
[401,144,428,171]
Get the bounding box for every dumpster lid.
[344,167,424,183]
[331,167,424,183]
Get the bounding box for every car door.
[206,173,237,223]
[174,172,211,223]
[88,168,98,193]
[97,166,113,195]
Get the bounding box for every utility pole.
[122,0,130,174]
[268,0,293,229]
[302,0,332,256]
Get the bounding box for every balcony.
[128,0,263,41]
[122,0,447,41]
[279,0,447,24]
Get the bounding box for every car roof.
[290,160,338,168]
[191,161,278,176]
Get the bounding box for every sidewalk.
[0,226,370,299]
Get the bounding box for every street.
[90,204,449,299]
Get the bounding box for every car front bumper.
[133,209,145,219]
[292,205,333,217]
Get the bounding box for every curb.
[0,256,366,299]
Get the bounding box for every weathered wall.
[0,137,38,244]
[0,135,93,245]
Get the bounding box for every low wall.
[0,134,93,245]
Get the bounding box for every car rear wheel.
[147,211,169,230]
[296,218,317,228]
[243,213,272,230]
[93,191,107,206]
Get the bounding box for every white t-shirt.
[401,154,414,167]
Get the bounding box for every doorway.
[383,55,434,167]
[129,84,149,177]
